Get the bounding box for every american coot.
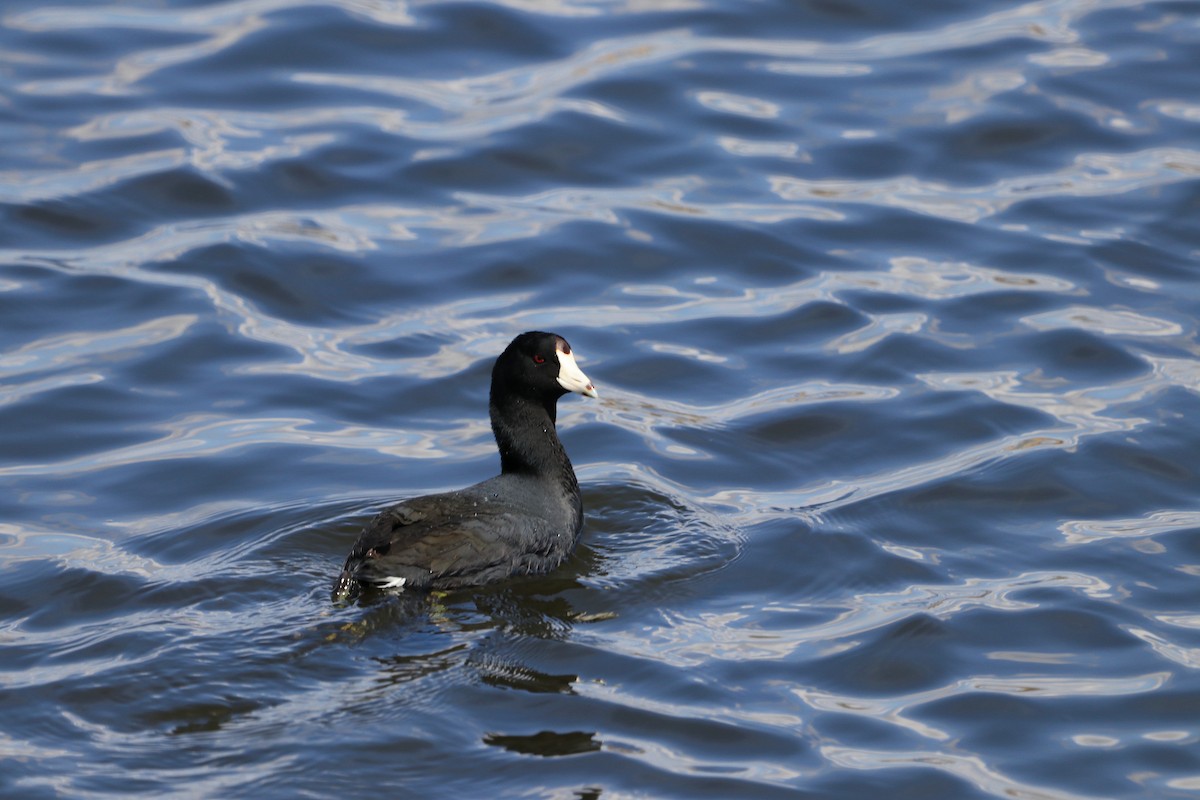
[332,331,598,602]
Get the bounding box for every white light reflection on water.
[795,671,1168,742]
[1030,46,1109,68]
[1124,627,1200,670]
[0,525,166,580]
[716,136,805,160]
[827,311,928,354]
[478,0,703,16]
[15,9,271,97]
[0,150,181,204]
[769,148,1200,225]
[0,315,197,380]
[694,356,1168,528]
[0,372,105,408]
[919,68,1026,125]
[3,237,1071,388]
[287,0,1157,112]
[0,414,494,478]
[1023,307,1185,338]
[694,90,780,119]
[1060,510,1200,546]
[601,733,803,787]
[0,133,335,202]
[6,0,414,34]
[10,0,1135,168]
[821,746,1109,800]
[602,572,1111,669]
[701,357,1192,523]
[597,381,898,434]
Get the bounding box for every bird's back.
[333,474,581,599]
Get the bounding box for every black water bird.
[332,331,597,602]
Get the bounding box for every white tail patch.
[379,576,407,590]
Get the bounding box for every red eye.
[533,354,546,364]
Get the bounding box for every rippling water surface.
[3,0,1200,797]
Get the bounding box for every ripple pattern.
[2,0,1200,798]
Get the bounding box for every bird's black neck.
[489,393,578,492]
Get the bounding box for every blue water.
[2,0,1200,797]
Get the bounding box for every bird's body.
[332,331,596,601]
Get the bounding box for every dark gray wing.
[332,492,559,598]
